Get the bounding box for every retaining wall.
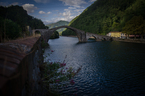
[0,36,45,96]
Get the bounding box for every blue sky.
[0,0,96,25]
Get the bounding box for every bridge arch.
[47,26,86,42]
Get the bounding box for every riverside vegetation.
[41,41,81,95]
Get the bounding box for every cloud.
[60,9,71,18]
[0,2,8,6]
[49,6,84,24]
[50,5,85,24]
[47,12,51,14]
[63,6,85,16]
[10,2,19,6]
[59,0,87,7]
[89,0,96,2]
[34,0,50,3]
[44,15,75,24]
[22,4,37,13]
[43,0,87,24]
[58,8,76,22]
[43,9,76,24]
[39,11,46,14]
[0,2,19,6]
[39,11,51,14]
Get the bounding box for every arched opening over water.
[61,28,77,36]
[34,30,41,37]
[50,26,80,41]
[55,28,66,36]
[87,36,96,42]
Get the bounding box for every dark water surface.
[44,36,145,96]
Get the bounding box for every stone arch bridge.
[32,26,111,42]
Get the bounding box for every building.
[107,32,126,39]
[26,26,32,36]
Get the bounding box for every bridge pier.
[76,31,87,42]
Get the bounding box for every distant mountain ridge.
[46,20,69,32]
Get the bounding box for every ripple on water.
[45,37,145,96]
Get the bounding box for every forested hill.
[0,5,46,29]
[46,20,69,32]
[0,5,46,41]
[62,0,145,36]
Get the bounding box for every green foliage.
[62,0,145,36]
[42,53,81,95]
[41,39,49,48]
[62,28,77,36]
[1,18,22,39]
[50,31,59,39]
[6,19,22,39]
[122,16,145,36]
[62,16,78,36]
[0,16,4,42]
[42,61,75,95]
[0,5,46,40]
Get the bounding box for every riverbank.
[61,35,145,44]
[113,38,145,44]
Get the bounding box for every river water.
[44,36,145,96]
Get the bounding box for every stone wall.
[0,36,45,96]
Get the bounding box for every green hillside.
[46,20,69,32]
[62,0,145,36]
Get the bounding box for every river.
[44,36,145,96]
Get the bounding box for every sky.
[0,0,96,25]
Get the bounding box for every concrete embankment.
[0,36,45,96]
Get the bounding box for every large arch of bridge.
[50,26,86,42]
[50,26,78,35]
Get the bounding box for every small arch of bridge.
[86,32,111,41]
[49,26,78,33]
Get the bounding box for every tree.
[134,20,145,39]
[0,16,4,42]
[50,31,59,39]
[61,0,138,36]
[5,19,22,39]
[122,16,145,39]
[0,5,46,37]
[45,26,49,29]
